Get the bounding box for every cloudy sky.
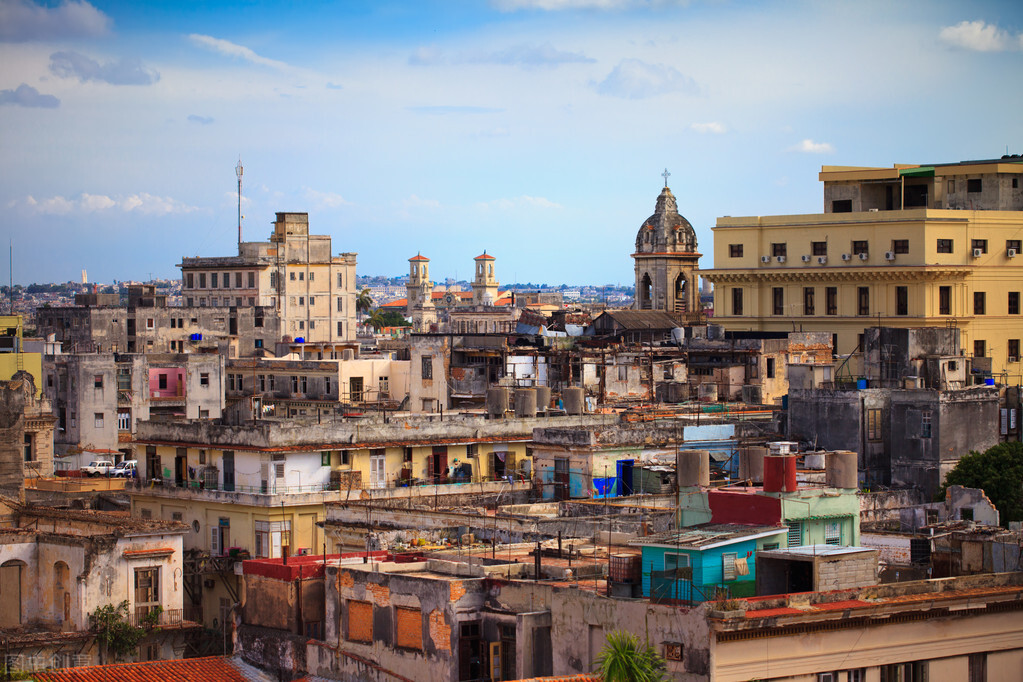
[2,0,1021,286]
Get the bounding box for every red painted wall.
[708,490,782,525]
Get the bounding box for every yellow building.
[0,315,42,397]
[703,159,1023,378]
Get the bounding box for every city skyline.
[2,0,1022,285]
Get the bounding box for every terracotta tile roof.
[475,252,496,260]
[32,657,251,682]
[511,676,600,682]
[408,254,430,261]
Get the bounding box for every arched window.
[54,561,71,624]
[639,273,653,310]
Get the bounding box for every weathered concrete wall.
[815,551,878,592]
[0,380,26,500]
[859,489,924,527]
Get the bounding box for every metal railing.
[130,607,183,627]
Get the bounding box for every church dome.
[635,186,698,254]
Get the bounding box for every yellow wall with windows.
[706,209,1023,375]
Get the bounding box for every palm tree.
[365,308,387,331]
[593,630,667,682]
[355,288,373,322]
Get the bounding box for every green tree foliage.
[940,441,1023,526]
[593,629,667,682]
[89,600,161,662]
[355,288,373,319]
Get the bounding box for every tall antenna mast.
[235,158,244,250]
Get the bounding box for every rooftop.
[30,656,260,682]
[631,524,786,550]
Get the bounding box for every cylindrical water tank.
[698,383,718,402]
[677,449,709,488]
[535,386,552,412]
[514,388,537,418]
[826,450,858,490]
[563,387,585,415]
[763,455,798,493]
[739,446,766,483]
[486,387,509,418]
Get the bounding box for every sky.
[1,0,1022,287]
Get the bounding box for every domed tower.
[407,253,436,332]
[632,178,701,318]
[471,251,499,305]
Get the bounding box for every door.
[554,458,569,501]
[175,452,187,487]
[0,562,22,626]
[430,446,448,484]
[349,377,364,402]
[222,451,235,492]
[617,459,634,497]
[370,452,385,489]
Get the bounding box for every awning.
[899,166,935,178]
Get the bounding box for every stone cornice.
[702,266,971,284]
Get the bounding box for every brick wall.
[395,606,423,651]
[347,599,372,643]
[428,608,450,652]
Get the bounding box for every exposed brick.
[429,609,451,652]
[367,581,391,607]
[449,580,466,602]
[395,606,423,651]
[338,570,354,589]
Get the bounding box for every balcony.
[129,607,185,628]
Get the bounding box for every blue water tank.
[985,377,995,386]
[857,378,867,389]
[295,336,305,343]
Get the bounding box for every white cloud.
[0,0,110,42]
[0,83,59,108]
[939,20,1017,52]
[789,139,834,154]
[475,195,562,211]
[304,188,350,209]
[691,121,726,134]
[11,192,197,215]
[597,59,697,99]
[49,50,160,85]
[188,34,291,70]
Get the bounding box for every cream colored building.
[180,212,357,343]
[703,159,1023,378]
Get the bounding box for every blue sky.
[2,0,1022,286]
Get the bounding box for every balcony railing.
[129,607,183,628]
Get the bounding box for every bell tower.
[632,171,701,319]
[407,253,436,332]
[471,252,499,305]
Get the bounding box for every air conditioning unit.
[817,256,827,265]
[1008,248,1017,258]
[884,251,896,261]
[972,248,983,258]
[858,252,869,260]
[760,256,771,264]
[776,255,786,263]
[1009,357,1019,363]
[801,255,811,263]
[841,253,852,261]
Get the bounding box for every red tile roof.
[474,252,495,260]
[408,254,429,261]
[511,676,600,682]
[32,657,250,682]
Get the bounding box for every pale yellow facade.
[705,185,1023,379]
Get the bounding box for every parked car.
[81,460,115,476]
[110,460,138,478]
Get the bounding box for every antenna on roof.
[236,158,244,250]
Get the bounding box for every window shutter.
[211,526,220,555]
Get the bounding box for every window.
[826,287,837,316]
[722,552,738,581]
[338,272,344,287]
[803,287,815,315]
[347,600,373,643]
[968,653,986,682]
[937,239,953,254]
[227,374,235,391]
[255,339,263,349]
[233,272,241,288]
[832,199,852,213]
[134,568,160,622]
[817,673,837,682]
[1010,292,1020,315]
[896,286,908,316]
[939,286,951,315]
[921,410,932,439]
[395,607,423,651]
[892,239,909,254]
[971,239,988,254]
[146,318,154,330]
[325,376,332,394]
[94,412,104,429]
[118,409,131,431]
[1008,239,1022,253]
[341,450,351,466]
[199,273,207,288]
[766,358,775,379]
[824,522,841,546]
[23,433,33,462]
[852,240,868,256]
[298,297,304,306]
[881,661,927,682]
[200,372,209,387]
[771,243,787,258]
[974,291,986,315]
[321,451,331,467]
[664,552,690,570]
[291,376,299,392]
[298,321,304,330]
[379,376,389,394]
[309,271,314,281]
[867,408,882,441]
[94,374,103,389]
[772,287,784,315]
[290,272,296,281]
[337,321,344,336]
[786,522,801,547]
[301,376,308,393]
[974,340,986,357]
[857,287,869,316]
[732,287,743,315]
[812,241,827,256]
[1008,339,1020,361]
[729,244,743,257]
[211,273,218,288]
[186,273,194,288]
[967,178,982,193]
[269,375,275,391]
[421,356,433,380]
[248,272,255,288]
[309,320,315,329]
[336,297,344,312]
